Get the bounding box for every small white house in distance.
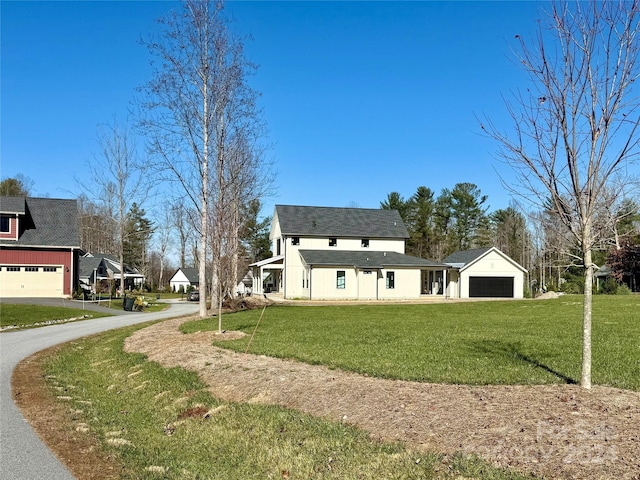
[169,267,199,293]
[251,205,527,301]
[443,247,527,299]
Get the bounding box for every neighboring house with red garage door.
[0,196,80,298]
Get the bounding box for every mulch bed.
[123,316,640,480]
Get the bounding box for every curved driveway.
[0,299,199,480]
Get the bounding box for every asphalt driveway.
[0,299,199,479]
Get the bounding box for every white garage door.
[0,266,64,297]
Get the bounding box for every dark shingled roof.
[275,205,409,239]
[0,196,79,248]
[299,250,446,269]
[442,247,493,266]
[0,196,26,214]
[176,267,200,283]
[78,255,103,278]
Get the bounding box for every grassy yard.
[0,303,112,330]
[182,295,640,391]
[43,325,531,479]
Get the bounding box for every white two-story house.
[250,204,528,301]
[250,205,450,300]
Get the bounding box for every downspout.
[308,265,312,300]
[355,265,359,299]
[282,235,286,298]
[69,247,76,298]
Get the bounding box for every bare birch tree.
[481,0,640,388]
[139,0,270,321]
[84,120,148,296]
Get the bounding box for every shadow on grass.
[471,340,577,384]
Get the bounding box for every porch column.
[258,266,264,294]
[442,268,447,298]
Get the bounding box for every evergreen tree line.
[381,183,640,295]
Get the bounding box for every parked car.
[187,291,199,301]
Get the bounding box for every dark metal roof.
[442,247,493,266]
[299,250,446,269]
[0,196,79,248]
[274,205,409,239]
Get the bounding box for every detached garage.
[444,247,527,299]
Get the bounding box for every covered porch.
[420,267,449,297]
[249,255,284,295]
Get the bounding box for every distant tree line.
[77,193,271,293]
[380,183,640,296]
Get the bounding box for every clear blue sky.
[2,0,542,217]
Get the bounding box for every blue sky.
[2,1,542,217]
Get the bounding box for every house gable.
[444,247,527,273]
[169,267,200,292]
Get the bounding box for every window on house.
[337,270,345,289]
[291,237,300,246]
[361,239,369,248]
[386,271,395,289]
[25,266,39,272]
[329,238,337,247]
[276,239,281,256]
[43,267,58,272]
[7,266,20,272]
[0,215,10,233]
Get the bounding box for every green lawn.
[44,325,531,479]
[0,303,112,329]
[36,295,639,478]
[181,295,640,391]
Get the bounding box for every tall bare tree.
[85,120,149,295]
[481,0,640,388]
[78,194,117,254]
[139,0,270,322]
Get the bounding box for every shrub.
[599,277,619,295]
[616,283,633,295]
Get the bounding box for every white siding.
[459,250,525,299]
[378,268,422,300]
[310,267,359,299]
[357,269,379,300]
[281,235,406,299]
[447,270,459,298]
